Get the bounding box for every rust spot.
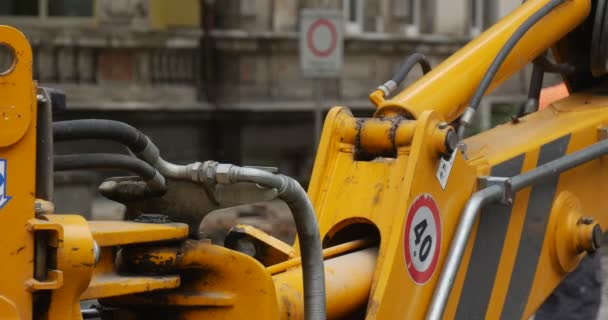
[372,183,384,205]
[10,246,25,255]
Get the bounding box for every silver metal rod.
[426,185,502,320]
[313,78,323,147]
[511,138,608,191]
[427,137,608,319]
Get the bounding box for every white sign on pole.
[299,9,343,78]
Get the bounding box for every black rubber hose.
[54,154,166,192]
[517,61,545,117]
[533,54,575,74]
[459,0,566,137]
[391,53,432,85]
[53,119,150,154]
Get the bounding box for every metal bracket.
[478,176,513,205]
[598,127,608,141]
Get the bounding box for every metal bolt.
[437,122,449,130]
[189,161,205,183]
[93,241,101,266]
[576,217,602,254]
[444,129,458,154]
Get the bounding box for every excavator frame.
[1,0,607,319]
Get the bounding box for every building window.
[49,0,93,17]
[241,0,256,17]
[0,0,93,18]
[393,0,418,35]
[470,0,484,36]
[343,0,364,34]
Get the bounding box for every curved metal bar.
[428,137,608,319]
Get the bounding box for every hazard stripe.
[454,154,525,320]
[500,134,571,319]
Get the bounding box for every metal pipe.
[207,163,326,320]
[427,185,503,320]
[428,138,608,319]
[376,0,590,122]
[511,139,608,190]
[268,238,374,275]
[36,88,54,202]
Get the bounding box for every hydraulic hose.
[377,53,432,97]
[53,119,148,153]
[53,120,192,180]
[54,153,166,193]
[205,163,325,320]
[458,0,566,138]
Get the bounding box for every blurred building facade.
[1,0,541,215]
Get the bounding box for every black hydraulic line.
[54,154,166,193]
[212,165,326,320]
[53,119,150,153]
[458,0,566,138]
[517,61,545,117]
[377,53,432,98]
[36,89,54,202]
[533,54,576,74]
[53,119,194,179]
[391,53,432,86]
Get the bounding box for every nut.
[188,161,205,183]
[215,163,234,184]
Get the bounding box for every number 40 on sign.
[403,194,442,285]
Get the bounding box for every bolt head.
[445,129,458,154]
[216,164,233,184]
[189,162,204,182]
[592,224,603,251]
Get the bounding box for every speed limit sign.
[299,9,343,78]
[403,194,442,284]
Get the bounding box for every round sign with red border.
[306,18,338,58]
[403,194,441,284]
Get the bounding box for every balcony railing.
[31,46,199,86]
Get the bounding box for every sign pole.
[314,78,322,147]
[299,9,343,148]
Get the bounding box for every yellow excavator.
[1,0,608,319]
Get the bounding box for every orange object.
[539,83,569,109]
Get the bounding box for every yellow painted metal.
[452,93,608,319]
[550,192,593,273]
[82,273,180,300]
[373,0,590,122]
[36,215,95,320]
[88,221,188,246]
[308,107,478,319]
[268,238,373,275]
[225,224,296,266]
[0,0,605,317]
[103,240,281,319]
[0,25,36,320]
[273,248,378,319]
[80,221,188,300]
